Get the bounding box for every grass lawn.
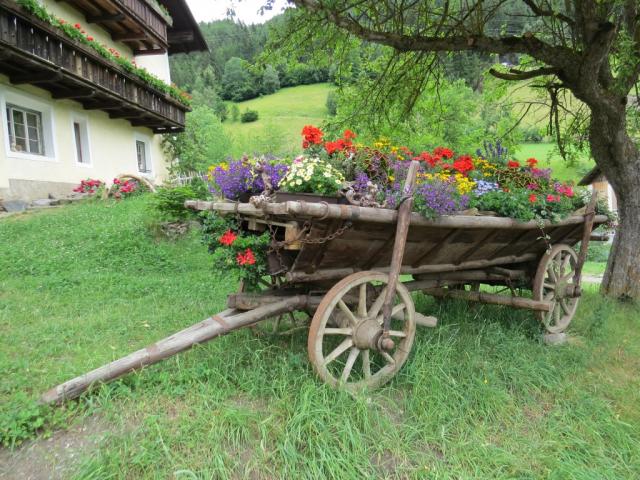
[1,198,639,478]
[224,83,333,157]
[515,143,594,182]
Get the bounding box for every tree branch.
[521,0,575,26]
[292,0,576,69]
[489,66,559,81]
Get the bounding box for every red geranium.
[343,129,356,140]
[301,125,323,146]
[236,248,256,266]
[74,23,81,29]
[434,147,454,159]
[526,157,538,167]
[529,194,538,203]
[507,160,520,168]
[219,230,237,246]
[414,151,438,167]
[453,155,474,175]
[546,194,558,202]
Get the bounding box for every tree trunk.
[587,101,640,299]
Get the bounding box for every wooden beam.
[133,47,167,56]
[112,32,148,41]
[10,70,63,85]
[52,88,96,99]
[425,288,553,312]
[84,102,125,110]
[168,30,195,44]
[86,12,125,23]
[109,110,143,119]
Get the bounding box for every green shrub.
[240,109,259,123]
[152,185,200,222]
[586,241,612,263]
[326,90,338,116]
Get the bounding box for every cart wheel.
[533,244,580,334]
[308,271,416,392]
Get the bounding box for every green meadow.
[0,198,637,478]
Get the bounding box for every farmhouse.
[0,0,206,201]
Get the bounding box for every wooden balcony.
[57,0,171,54]
[0,1,187,132]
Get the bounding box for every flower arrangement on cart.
[204,125,608,288]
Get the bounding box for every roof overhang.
[160,0,208,54]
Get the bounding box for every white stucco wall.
[134,53,172,83]
[0,77,167,200]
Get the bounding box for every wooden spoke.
[561,254,571,276]
[308,271,416,392]
[554,303,561,324]
[338,300,358,327]
[560,299,571,315]
[380,351,395,365]
[544,291,555,301]
[341,347,360,382]
[323,338,353,366]
[543,281,556,290]
[323,327,353,336]
[391,303,406,317]
[357,284,367,317]
[368,286,388,319]
[547,262,558,282]
[362,349,371,379]
[388,330,407,338]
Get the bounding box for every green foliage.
[240,109,259,123]
[201,213,270,289]
[230,104,240,122]
[586,242,612,263]
[221,57,260,102]
[326,90,338,116]
[162,106,231,174]
[332,77,522,153]
[262,64,281,94]
[151,186,200,222]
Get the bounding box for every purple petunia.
[209,159,289,200]
[414,180,469,217]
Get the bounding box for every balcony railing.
[58,0,170,54]
[0,1,187,132]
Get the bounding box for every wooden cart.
[41,162,608,403]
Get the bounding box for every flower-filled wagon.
[41,130,612,403]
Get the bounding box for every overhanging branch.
[292,0,577,69]
[489,66,560,81]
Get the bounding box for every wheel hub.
[353,318,382,350]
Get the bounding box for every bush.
[230,104,240,122]
[240,109,259,123]
[152,185,200,222]
[326,91,338,116]
[586,241,612,263]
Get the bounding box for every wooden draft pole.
[379,160,420,351]
[41,296,307,405]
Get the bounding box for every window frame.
[71,115,92,167]
[134,133,153,174]
[1,88,56,162]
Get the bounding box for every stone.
[32,198,58,207]
[2,200,28,213]
[542,332,567,346]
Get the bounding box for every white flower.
[296,179,302,185]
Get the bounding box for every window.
[136,139,150,173]
[72,117,91,165]
[6,104,44,155]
